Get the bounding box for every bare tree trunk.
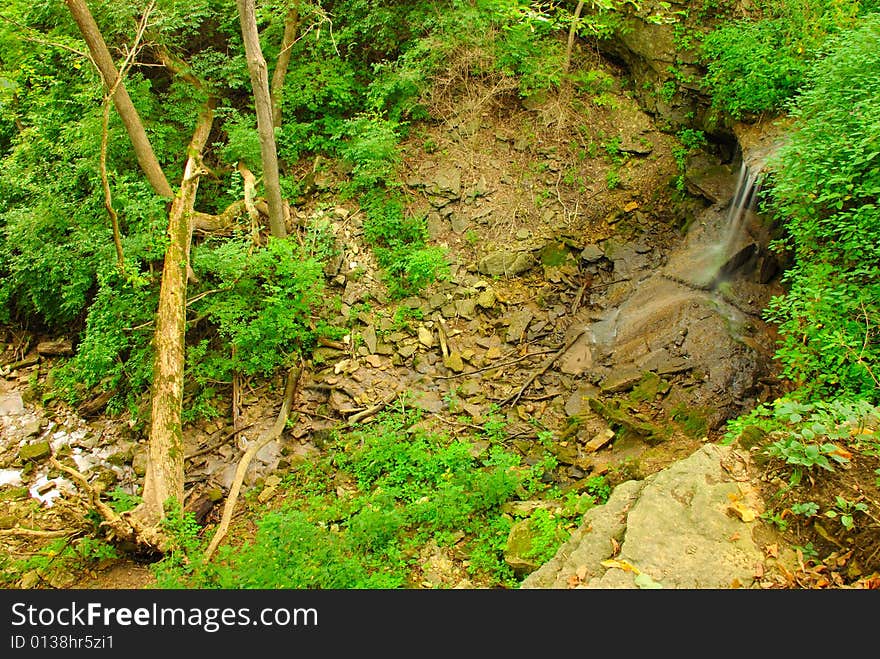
[236,0,287,238]
[64,0,173,199]
[564,1,585,75]
[270,2,301,128]
[135,100,215,527]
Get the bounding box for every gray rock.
[477,251,535,277]
[455,298,476,320]
[428,166,462,200]
[426,212,445,240]
[505,310,534,344]
[361,326,378,354]
[580,244,605,263]
[521,444,794,589]
[558,332,593,376]
[600,367,644,393]
[475,289,496,309]
[132,449,148,477]
[0,393,24,416]
[417,326,434,348]
[450,214,470,234]
[21,416,44,438]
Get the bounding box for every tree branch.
[204,366,302,561]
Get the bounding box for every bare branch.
[100,2,157,271]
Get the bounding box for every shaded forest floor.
[2,51,879,589]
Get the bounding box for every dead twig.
[498,328,587,408]
[435,348,556,379]
[184,422,257,460]
[231,345,241,434]
[346,391,399,426]
[0,528,81,538]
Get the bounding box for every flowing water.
[568,146,782,427]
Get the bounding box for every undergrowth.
[150,403,609,589]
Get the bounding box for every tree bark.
[64,0,173,199]
[564,1,585,75]
[236,0,287,238]
[270,2,301,128]
[135,100,215,527]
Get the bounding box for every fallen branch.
[203,365,301,562]
[498,328,587,408]
[1,354,40,373]
[435,313,450,359]
[345,391,399,426]
[0,527,80,538]
[435,347,556,379]
[184,422,257,461]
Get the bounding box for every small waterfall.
[662,150,769,291]
[721,160,763,261]
[702,156,766,289]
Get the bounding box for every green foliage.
[582,474,611,504]
[152,404,577,589]
[671,128,706,192]
[336,114,404,195]
[0,534,120,588]
[701,18,807,118]
[106,487,142,514]
[53,267,158,416]
[276,57,364,160]
[762,15,880,400]
[791,501,819,517]
[151,500,211,588]
[495,6,566,98]
[724,395,880,484]
[360,192,449,298]
[191,236,325,379]
[521,507,569,563]
[700,0,870,118]
[824,495,868,531]
[568,0,626,43]
[220,111,262,173]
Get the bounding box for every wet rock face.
[560,174,781,430]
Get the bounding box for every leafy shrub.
[522,508,569,564]
[190,235,326,379]
[220,111,262,173]
[360,192,449,298]
[671,128,706,192]
[336,113,403,195]
[53,266,158,416]
[724,395,879,483]
[701,18,808,118]
[762,15,880,400]
[152,404,575,589]
[700,0,870,118]
[495,13,566,98]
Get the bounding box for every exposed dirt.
[2,47,878,590]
